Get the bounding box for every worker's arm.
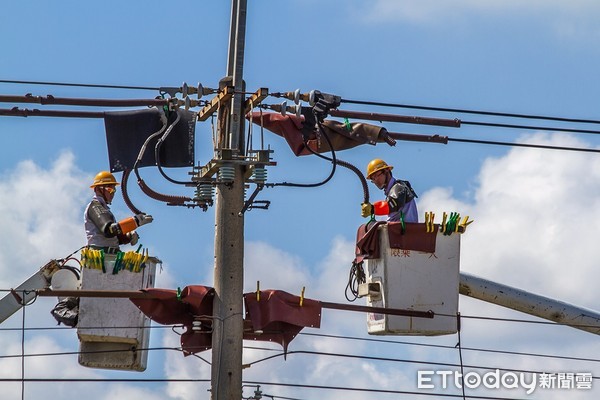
[88,201,153,237]
[110,214,153,235]
[373,181,414,216]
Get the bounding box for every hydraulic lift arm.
[0,260,76,323]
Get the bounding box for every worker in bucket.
[362,158,419,223]
[84,171,153,252]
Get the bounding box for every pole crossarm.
[244,87,269,114]
[197,85,234,121]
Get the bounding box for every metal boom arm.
[459,272,600,335]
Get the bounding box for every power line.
[388,131,600,154]
[0,94,170,108]
[0,344,212,366]
[447,137,600,153]
[297,332,600,364]
[2,338,596,370]
[2,293,597,332]
[243,349,600,381]
[0,79,160,92]
[341,97,600,125]
[455,313,600,330]
[330,107,600,135]
[461,120,600,135]
[262,395,307,400]
[4,80,600,136]
[0,324,180,331]
[0,378,210,383]
[5,79,598,128]
[243,380,531,400]
[3,305,595,332]
[2,88,600,159]
[0,377,531,400]
[0,346,183,360]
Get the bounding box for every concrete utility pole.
[211,0,247,399]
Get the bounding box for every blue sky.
[1,1,599,399]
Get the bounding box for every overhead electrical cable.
[261,394,307,400]
[0,378,531,399]
[446,312,600,330]
[0,94,170,108]
[386,131,600,154]
[0,79,161,91]
[341,97,600,125]
[447,137,600,153]
[0,346,188,360]
[3,286,597,331]
[460,120,600,135]
[2,337,595,367]
[297,333,600,364]
[243,380,531,400]
[0,324,179,331]
[243,349,599,380]
[0,378,210,383]
[3,79,600,129]
[3,78,599,126]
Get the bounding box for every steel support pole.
[211,0,248,399]
[459,272,600,335]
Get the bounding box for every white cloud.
[0,151,88,288]
[421,132,600,307]
[243,241,312,294]
[356,0,600,40]
[98,385,167,400]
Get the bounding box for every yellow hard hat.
[366,158,393,178]
[90,171,119,188]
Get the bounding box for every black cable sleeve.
[133,110,168,181]
[335,159,369,204]
[121,168,143,215]
[266,119,337,188]
[300,127,369,203]
[138,179,191,206]
[155,112,194,185]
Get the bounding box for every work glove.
[127,231,139,246]
[134,213,154,227]
[373,200,389,216]
[361,202,374,218]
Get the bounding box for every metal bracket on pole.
[244,87,269,114]
[197,86,234,121]
[243,149,274,180]
[192,161,221,181]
